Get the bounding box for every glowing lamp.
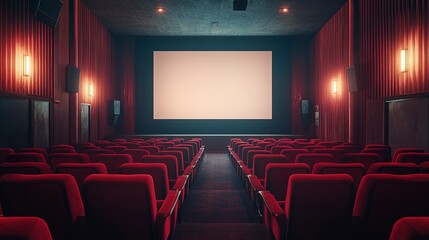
[88,83,94,96]
[332,80,337,94]
[23,55,30,77]
[400,49,407,72]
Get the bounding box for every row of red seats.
[229,140,429,239]
[0,138,205,240]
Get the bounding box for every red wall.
[311,0,429,144]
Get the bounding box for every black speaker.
[346,65,358,92]
[233,0,247,11]
[301,99,310,115]
[66,65,80,93]
[35,0,63,28]
[113,100,121,115]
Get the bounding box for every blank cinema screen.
[153,51,272,119]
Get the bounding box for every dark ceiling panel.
[81,0,347,36]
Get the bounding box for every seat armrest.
[248,175,265,192]
[172,175,188,192]
[259,191,285,218]
[155,190,181,240]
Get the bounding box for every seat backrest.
[285,174,355,240]
[48,153,90,171]
[271,146,293,154]
[95,141,117,148]
[264,163,310,201]
[313,149,346,163]
[119,163,170,199]
[341,153,380,170]
[157,151,184,172]
[139,155,179,180]
[139,146,160,155]
[0,174,84,240]
[168,147,190,164]
[295,153,333,170]
[317,141,343,148]
[367,162,420,175]
[353,174,429,240]
[394,152,429,165]
[95,154,132,174]
[419,161,429,173]
[389,217,429,240]
[0,216,53,240]
[176,144,195,159]
[333,145,362,153]
[49,145,75,153]
[122,149,150,162]
[312,162,366,189]
[303,145,326,152]
[0,162,52,175]
[19,148,49,162]
[118,142,141,149]
[392,148,425,162]
[82,174,158,240]
[247,150,271,169]
[87,149,115,162]
[361,148,391,162]
[279,149,309,163]
[104,145,127,153]
[253,154,288,179]
[241,146,261,163]
[5,153,45,163]
[75,145,101,154]
[55,163,107,192]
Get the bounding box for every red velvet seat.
[389,217,429,240]
[240,150,271,178]
[0,162,52,175]
[392,148,425,162]
[303,145,326,152]
[122,149,150,162]
[361,147,392,162]
[49,145,75,153]
[313,148,346,162]
[87,149,115,162]
[168,147,190,165]
[118,142,141,149]
[294,153,333,170]
[341,153,380,170]
[0,174,85,240]
[394,152,429,165]
[260,174,355,240]
[139,146,161,155]
[0,216,53,240]
[248,163,310,216]
[19,148,49,162]
[138,155,182,188]
[419,161,429,173]
[317,141,343,148]
[4,153,45,163]
[55,163,107,192]
[104,145,127,153]
[82,174,180,240]
[95,154,132,173]
[75,145,101,154]
[271,146,293,154]
[279,149,309,163]
[353,174,429,240]
[48,153,90,171]
[367,162,420,175]
[95,140,117,148]
[250,154,288,186]
[312,162,366,189]
[333,145,362,153]
[242,146,261,164]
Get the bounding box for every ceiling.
[81,0,347,36]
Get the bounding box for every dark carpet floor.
[174,153,270,240]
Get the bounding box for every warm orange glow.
[279,7,289,14]
[400,49,407,72]
[88,83,94,96]
[156,7,165,14]
[23,55,30,77]
[332,80,337,94]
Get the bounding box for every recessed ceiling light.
[156,7,166,14]
[279,7,289,14]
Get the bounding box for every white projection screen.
[153,51,272,119]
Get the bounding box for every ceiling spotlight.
[156,7,166,14]
[279,7,289,14]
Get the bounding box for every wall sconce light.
[279,7,289,14]
[400,49,407,72]
[156,7,166,14]
[23,55,30,77]
[88,83,94,96]
[332,79,337,94]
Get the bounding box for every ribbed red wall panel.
[0,0,53,98]
[360,0,429,98]
[78,1,116,141]
[312,3,350,141]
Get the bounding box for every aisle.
[174,153,270,240]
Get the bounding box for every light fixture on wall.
[156,7,166,14]
[332,79,337,94]
[279,7,289,14]
[23,55,30,77]
[88,83,94,96]
[400,49,407,73]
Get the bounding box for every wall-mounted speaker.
[35,0,63,28]
[301,99,309,115]
[66,65,80,93]
[113,100,121,115]
[346,65,359,92]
